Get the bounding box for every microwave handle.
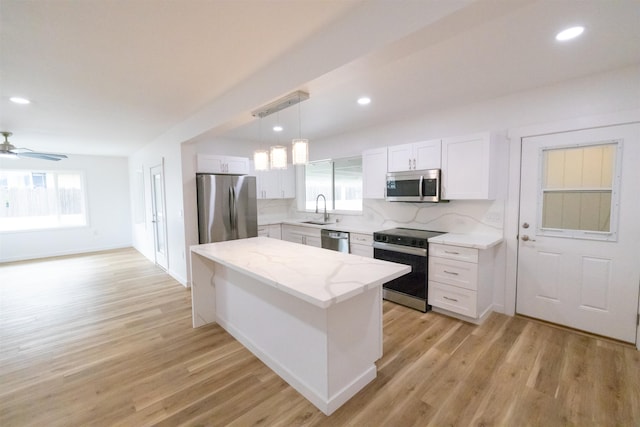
[418,175,424,199]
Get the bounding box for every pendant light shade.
[253,149,269,171]
[291,93,309,165]
[292,139,308,165]
[270,145,287,169]
[253,116,269,171]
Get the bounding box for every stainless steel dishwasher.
[321,229,350,253]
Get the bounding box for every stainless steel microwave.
[385,169,441,202]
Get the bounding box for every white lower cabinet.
[258,224,281,239]
[281,224,321,248]
[428,243,494,323]
[349,232,373,258]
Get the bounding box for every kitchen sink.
[302,220,334,225]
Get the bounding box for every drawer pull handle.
[444,250,460,255]
[443,296,459,302]
[444,270,459,275]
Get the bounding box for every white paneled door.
[516,123,640,343]
[150,164,168,271]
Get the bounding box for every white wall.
[0,154,131,262]
[129,138,187,285]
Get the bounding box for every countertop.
[279,220,378,235]
[191,237,410,308]
[262,219,503,249]
[427,233,503,249]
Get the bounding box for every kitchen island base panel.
[190,252,383,416]
[191,250,216,327]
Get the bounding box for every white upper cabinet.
[441,132,505,200]
[362,147,388,199]
[197,154,250,174]
[387,139,441,172]
[255,166,296,199]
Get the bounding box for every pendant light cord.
[298,94,302,139]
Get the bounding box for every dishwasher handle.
[327,232,348,239]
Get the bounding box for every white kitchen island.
[190,237,410,415]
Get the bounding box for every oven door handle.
[373,241,427,257]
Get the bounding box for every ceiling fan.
[0,131,68,161]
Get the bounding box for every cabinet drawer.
[429,243,478,263]
[350,243,373,258]
[351,232,373,245]
[429,257,478,290]
[429,281,477,318]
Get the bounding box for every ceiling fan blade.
[17,152,68,161]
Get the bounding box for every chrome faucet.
[315,194,329,222]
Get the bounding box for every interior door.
[150,164,168,271]
[516,123,640,343]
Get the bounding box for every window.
[0,170,87,232]
[304,157,362,212]
[539,141,620,241]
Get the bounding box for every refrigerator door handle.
[228,187,235,234]
[230,186,238,238]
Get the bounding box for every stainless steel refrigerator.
[196,173,258,244]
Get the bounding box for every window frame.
[536,139,622,242]
[0,169,89,233]
[298,156,363,215]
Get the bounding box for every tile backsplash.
[258,198,504,236]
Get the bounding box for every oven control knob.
[383,236,389,242]
[411,239,417,246]
[418,241,424,247]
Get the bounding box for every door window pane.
[541,143,616,234]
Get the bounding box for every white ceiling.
[1,0,639,157]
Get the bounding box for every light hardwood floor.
[1,248,639,426]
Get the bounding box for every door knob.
[521,235,536,242]
[522,222,530,229]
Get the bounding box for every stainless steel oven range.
[373,228,444,312]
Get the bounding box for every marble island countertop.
[191,237,410,308]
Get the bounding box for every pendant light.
[270,111,288,169]
[292,93,309,165]
[270,145,287,169]
[250,91,309,169]
[253,150,269,171]
[253,117,269,171]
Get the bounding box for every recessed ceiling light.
[10,96,31,104]
[357,97,371,106]
[555,26,584,41]
[273,125,283,132]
